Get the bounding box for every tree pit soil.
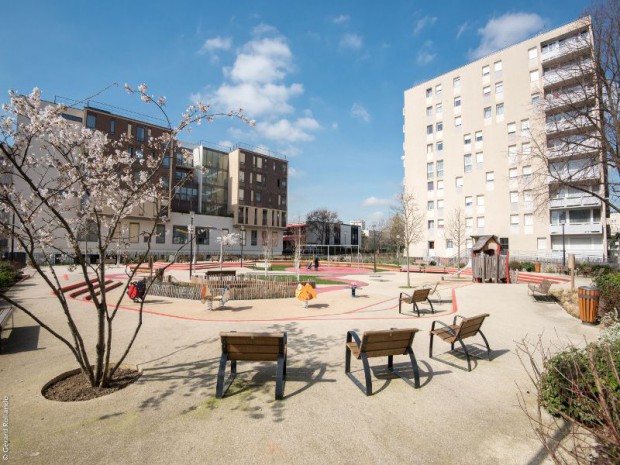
[42,368,141,402]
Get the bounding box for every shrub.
[509,260,521,271]
[0,261,20,288]
[457,262,466,268]
[521,261,536,272]
[594,273,620,317]
[429,260,437,266]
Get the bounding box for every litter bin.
[534,263,541,273]
[578,286,600,324]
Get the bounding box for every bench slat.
[226,344,281,354]
[365,348,410,358]
[364,340,412,352]
[228,353,280,361]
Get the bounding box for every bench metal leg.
[457,338,472,372]
[361,353,372,396]
[429,333,434,358]
[413,302,420,317]
[407,347,421,388]
[215,353,230,398]
[479,330,492,361]
[275,354,285,400]
[387,355,393,371]
[427,298,435,314]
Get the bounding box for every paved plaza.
[0,266,601,464]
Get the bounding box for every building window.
[494,60,502,72]
[466,217,473,228]
[464,154,472,173]
[453,76,461,88]
[435,83,442,96]
[528,47,538,59]
[437,199,444,210]
[262,209,268,226]
[507,122,516,134]
[475,131,483,143]
[486,171,494,189]
[477,195,485,207]
[446,239,454,249]
[251,230,258,246]
[510,214,520,225]
[426,88,432,98]
[136,126,145,141]
[524,214,534,226]
[86,114,96,129]
[464,133,471,146]
[477,217,485,228]
[455,116,462,127]
[496,103,504,116]
[436,103,443,114]
[426,106,433,117]
[436,121,443,132]
[427,181,434,191]
[522,142,531,155]
[456,177,463,188]
[427,162,434,179]
[156,224,166,244]
[436,141,443,152]
[256,191,262,202]
[508,145,517,163]
[437,180,444,190]
[537,237,546,249]
[530,70,539,82]
[427,201,434,211]
[483,86,491,96]
[484,107,491,119]
[426,143,433,154]
[523,165,532,177]
[110,119,116,134]
[482,65,490,77]
[196,227,210,245]
[509,167,518,179]
[436,160,444,178]
[438,219,444,229]
[428,220,435,230]
[465,196,473,207]
[495,82,503,94]
[476,151,484,163]
[454,96,461,108]
[510,191,519,204]
[172,225,187,244]
[238,188,244,201]
[427,124,433,135]
[521,119,530,133]
[531,94,540,106]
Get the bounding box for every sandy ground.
[0,265,600,465]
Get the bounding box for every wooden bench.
[398,288,435,316]
[528,279,554,298]
[0,306,14,352]
[429,313,492,371]
[216,331,287,400]
[345,328,420,395]
[206,270,236,278]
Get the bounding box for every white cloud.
[414,15,437,35]
[253,23,279,37]
[368,211,386,222]
[228,37,293,83]
[339,33,363,50]
[200,36,232,54]
[255,117,320,143]
[288,167,301,178]
[362,196,393,207]
[470,13,545,59]
[351,103,371,123]
[416,40,436,65]
[331,122,338,130]
[456,21,469,39]
[332,14,350,24]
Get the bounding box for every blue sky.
[0,0,590,225]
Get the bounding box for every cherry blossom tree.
[216,232,240,271]
[0,84,253,388]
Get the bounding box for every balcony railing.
[544,86,594,111]
[549,195,601,209]
[546,115,595,135]
[548,165,600,183]
[547,138,599,159]
[549,222,602,235]
[543,59,594,88]
[541,37,590,65]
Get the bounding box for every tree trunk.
[406,248,411,287]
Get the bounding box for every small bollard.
[351,285,357,297]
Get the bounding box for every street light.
[188,212,195,279]
[372,225,377,273]
[240,226,246,268]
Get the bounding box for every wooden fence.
[472,254,508,283]
[148,275,316,301]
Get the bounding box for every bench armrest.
[453,314,466,325]
[399,292,412,300]
[430,319,455,335]
[346,330,362,348]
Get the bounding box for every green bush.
[509,260,521,271]
[521,261,536,272]
[0,262,20,288]
[594,273,620,316]
[541,338,620,425]
[429,260,437,266]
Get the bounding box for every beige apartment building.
[403,18,606,261]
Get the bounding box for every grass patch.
[252,274,345,285]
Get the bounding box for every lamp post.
[372,225,377,273]
[240,226,246,268]
[188,212,195,279]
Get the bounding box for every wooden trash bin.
[578,286,600,324]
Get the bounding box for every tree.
[527,2,620,222]
[445,208,468,269]
[0,85,252,388]
[392,188,424,287]
[305,208,339,245]
[384,214,405,260]
[289,226,304,280]
[216,232,240,272]
[261,230,278,275]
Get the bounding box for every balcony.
[544,86,594,112]
[549,194,601,209]
[541,36,590,66]
[549,222,602,235]
[548,165,600,183]
[547,138,599,159]
[543,59,594,88]
[546,115,594,136]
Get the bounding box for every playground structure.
[471,235,509,283]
